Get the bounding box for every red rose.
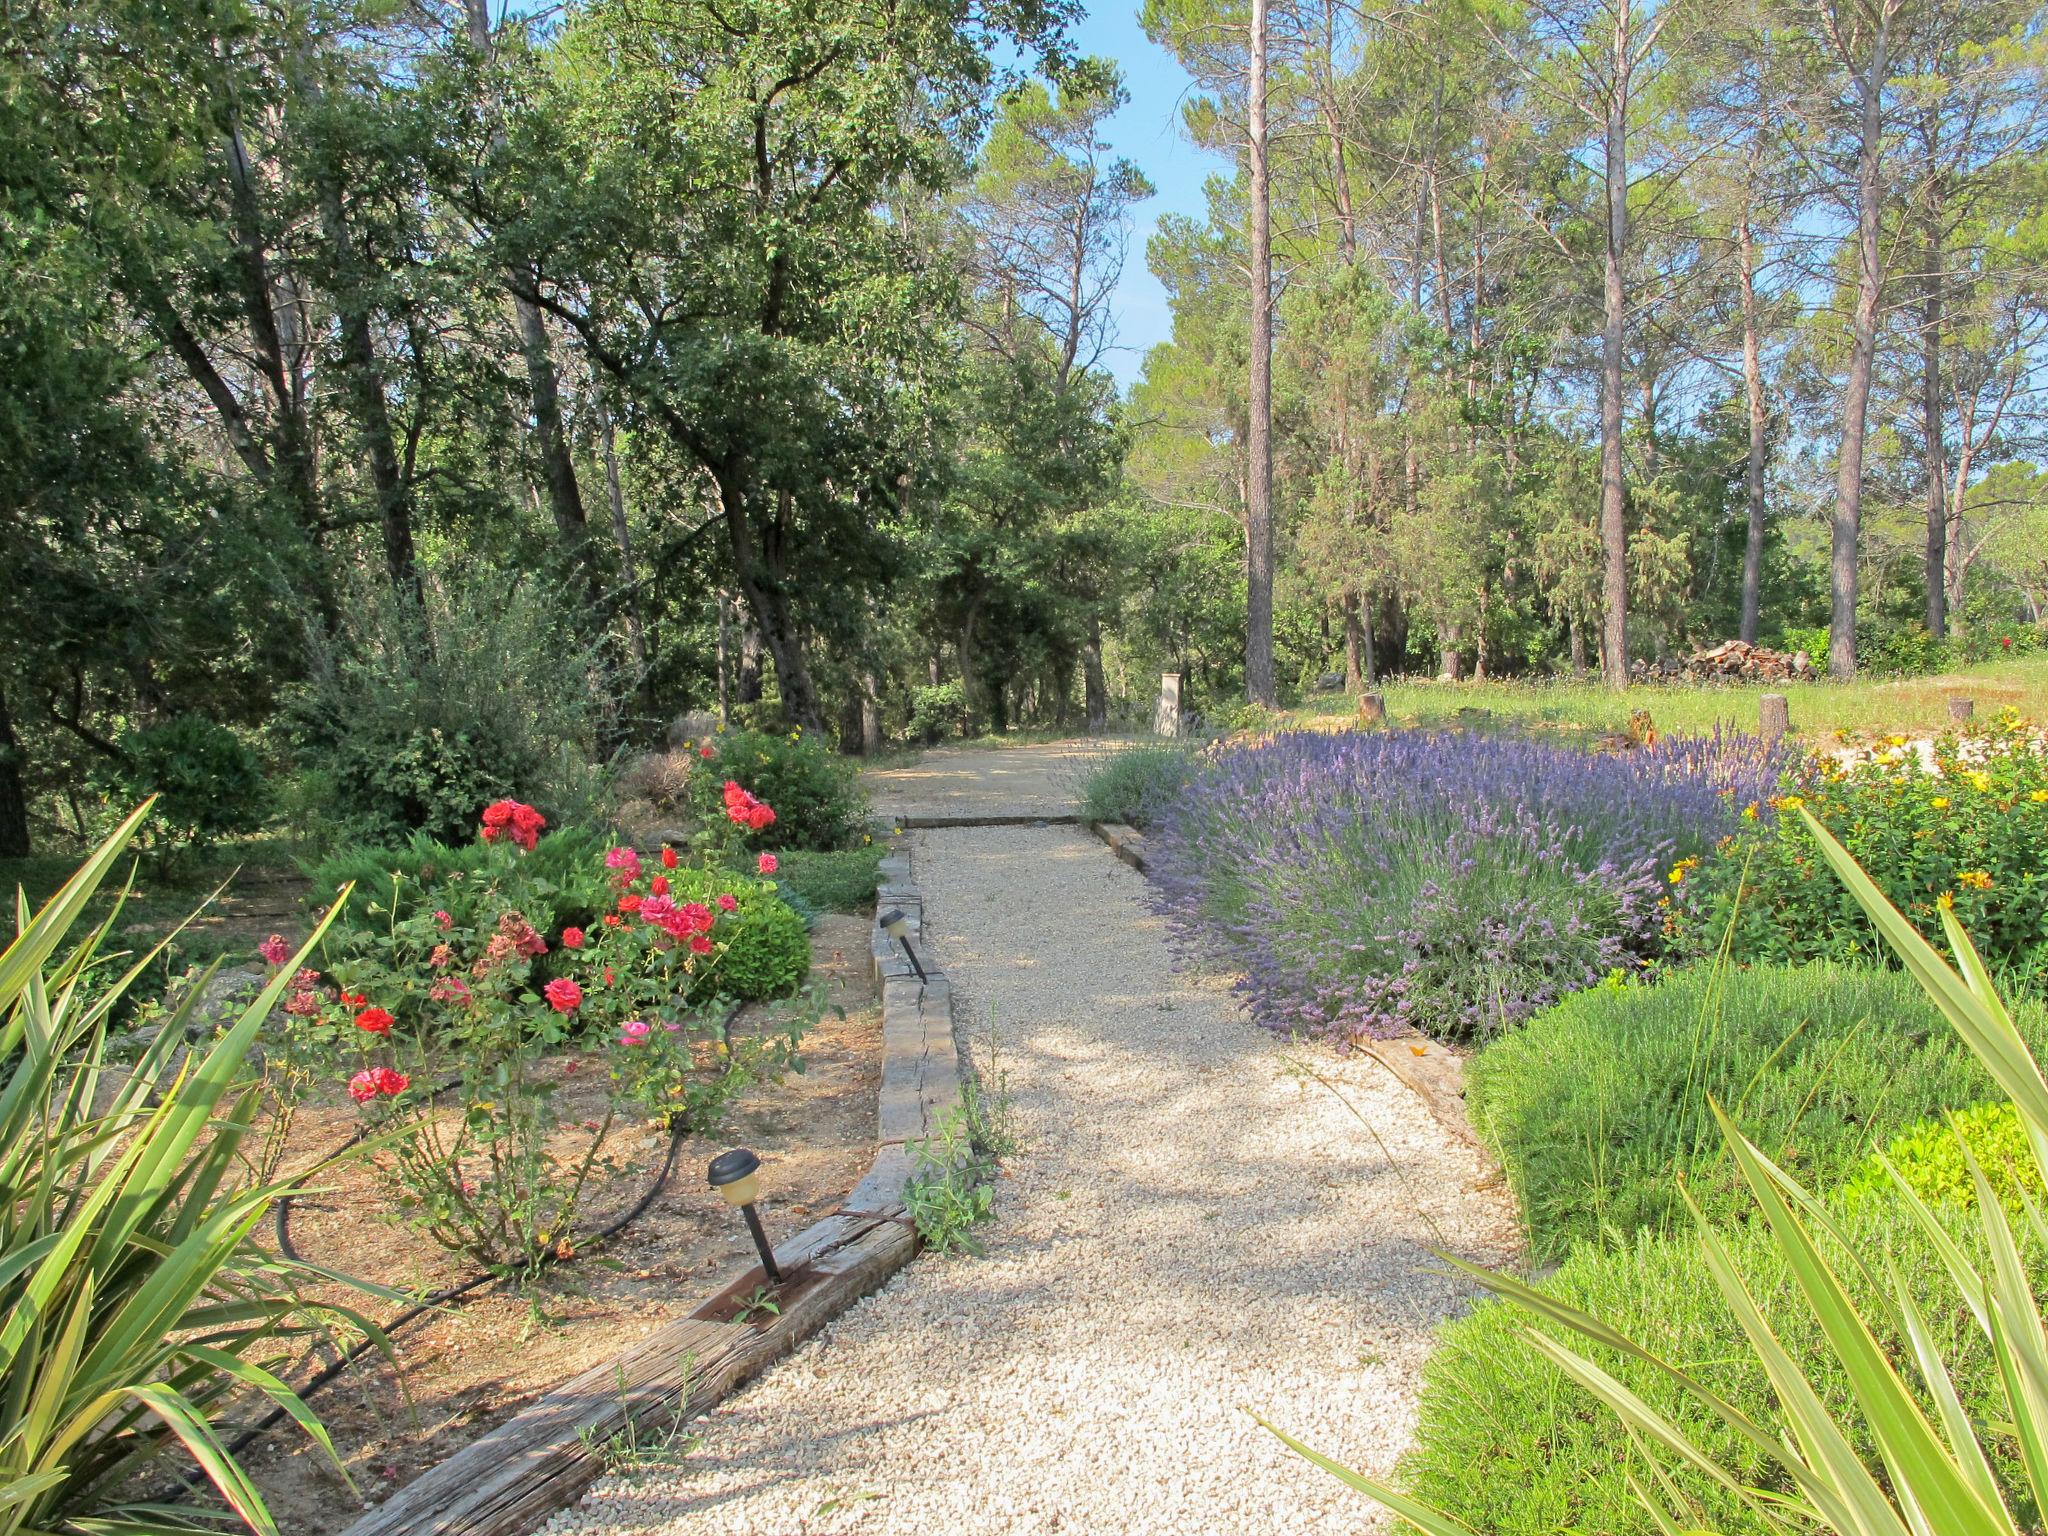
[354,1006,394,1035]
[689,934,714,955]
[371,1066,409,1097]
[661,846,678,870]
[561,927,585,949]
[544,978,583,1013]
[757,853,778,875]
[650,875,669,896]
[619,894,643,914]
[716,893,738,913]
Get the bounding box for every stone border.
[338,847,959,1536]
[1084,819,1482,1153]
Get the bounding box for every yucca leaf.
[1250,1413,1478,1535]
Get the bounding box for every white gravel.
[545,823,1515,1535]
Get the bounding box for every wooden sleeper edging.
[337,847,960,1536]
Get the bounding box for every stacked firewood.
[1632,639,1816,683]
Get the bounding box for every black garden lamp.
[708,1148,782,1283]
[878,908,928,983]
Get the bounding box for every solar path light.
[878,908,928,983]
[708,1147,782,1283]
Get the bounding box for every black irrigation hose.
[224,999,744,1458]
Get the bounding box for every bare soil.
[239,913,882,1536]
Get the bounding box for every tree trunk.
[860,668,883,755]
[1830,9,1893,680]
[1922,216,1948,638]
[594,393,650,692]
[1598,6,1632,689]
[310,155,417,603]
[0,688,28,858]
[1342,591,1367,689]
[463,0,593,601]
[1438,622,1462,681]
[713,471,822,729]
[1244,0,1277,707]
[1738,215,1769,645]
[1083,613,1109,732]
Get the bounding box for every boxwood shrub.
[1467,962,2047,1261]
[1403,1190,2044,1536]
[665,867,809,1002]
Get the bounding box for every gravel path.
[546,824,1514,1535]
[862,741,1112,822]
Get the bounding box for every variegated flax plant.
[0,804,382,1536]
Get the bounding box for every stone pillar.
[1155,672,1183,738]
[1357,692,1386,724]
[1760,693,1789,746]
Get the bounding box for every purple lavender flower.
[1144,728,1782,1045]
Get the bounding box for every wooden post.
[1760,693,1789,745]
[1357,692,1386,725]
[1154,673,1183,738]
[1947,695,1974,723]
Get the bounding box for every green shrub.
[306,824,614,931]
[286,566,611,846]
[105,713,267,850]
[775,845,885,914]
[909,681,967,743]
[1075,743,1200,829]
[1403,1190,2040,1536]
[1839,1098,2043,1213]
[1467,962,2047,1261]
[665,866,810,1001]
[688,728,865,851]
[1678,716,2048,989]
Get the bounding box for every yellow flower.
[1887,734,1907,747]
[1938,890,1956,910]
[2030,789,2048,803]
[1668,857,1700,884]
[1742,802,1759,820]
[1966,771,1991,792]
[1958,870,1993,890]
[1771,794,1805,812]
[1932,796,1951,809]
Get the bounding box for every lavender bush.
[1145,729,1782,1044]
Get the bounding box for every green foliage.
[306,825,615,933]
[690,729,866,851]
[664,866,811,1002]
[773,846,886,914]
[0,807,370,1534]
[908,682,968,744]
[1402,1192,2038,1536]
[103,714,268,851]
[1075,742,1201,828]
[1466,963,2046,1261]
[288,570,611,848]
[904,1098,1000,1257]
[1840,1099,2043,1213]
[1680,716,2048,987]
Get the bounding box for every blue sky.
[1063,3,1212,391]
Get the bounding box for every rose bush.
[282,795,812,1277]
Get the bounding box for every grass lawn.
[1280,653,2048,740]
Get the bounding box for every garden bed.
[236,913,883,1536]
